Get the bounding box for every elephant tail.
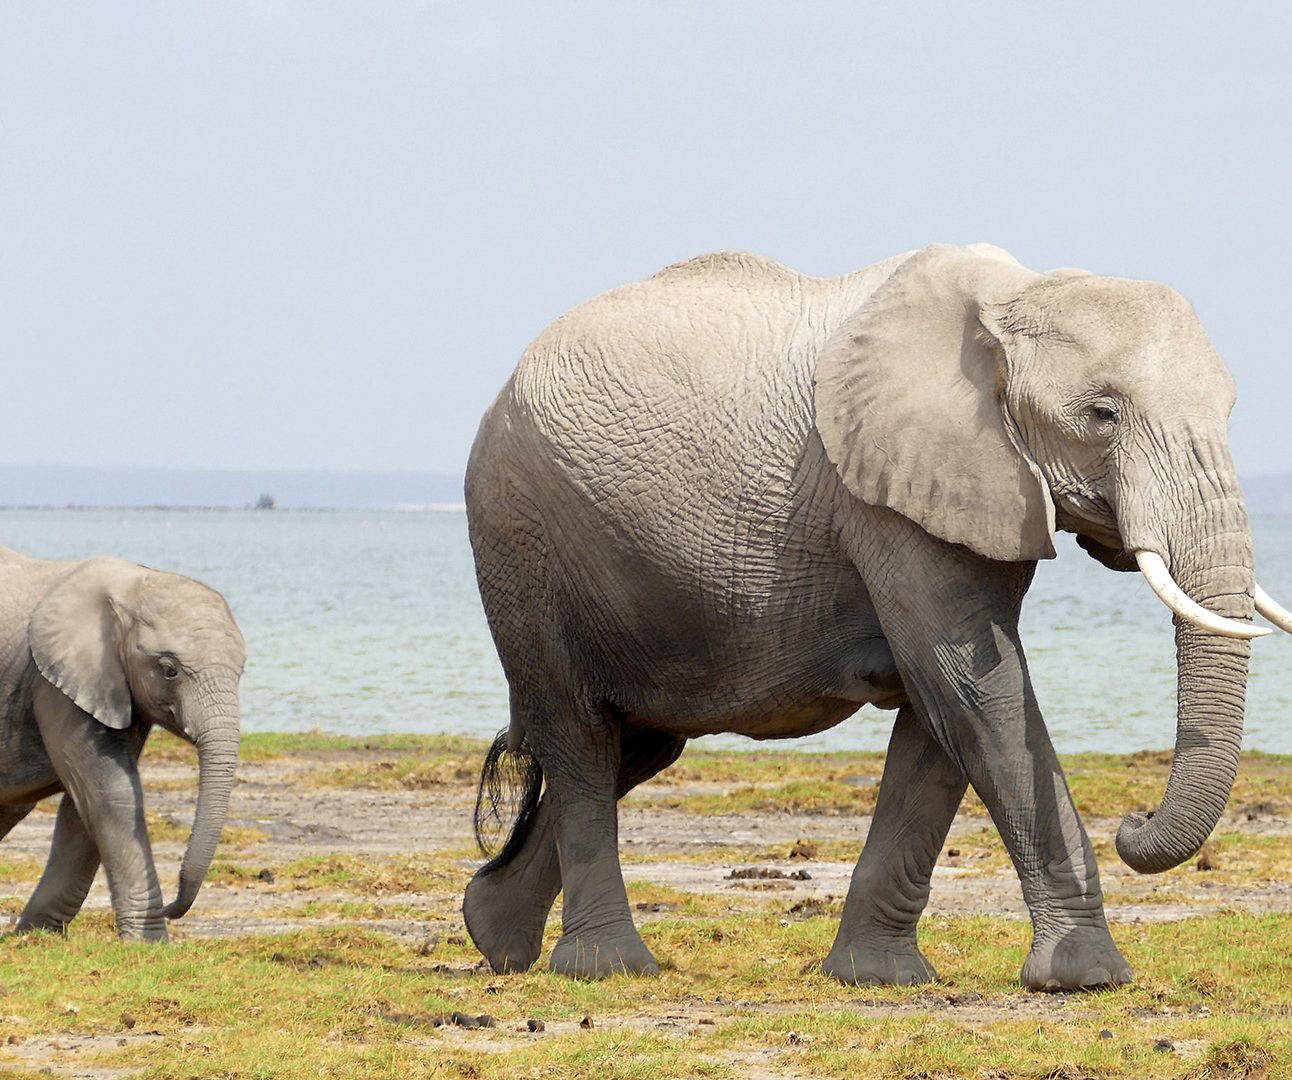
[472,728,544,874]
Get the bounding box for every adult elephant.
[463,243,1291,989]
[0,548,245,939]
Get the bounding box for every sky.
[3,4,1292,479]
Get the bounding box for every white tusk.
[1134,551,1271,640]
[1255,583,1292,634]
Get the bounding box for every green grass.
[143,728,491,764]
[0,913,1287,1078]
[628,776,881,816]
[309,754,479,791]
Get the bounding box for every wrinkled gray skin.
[0,547,244,940]
[464,244,1261,990]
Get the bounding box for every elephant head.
[816,243,1289,873]
[28,557,246,917]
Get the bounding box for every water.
[1,508,1289,754]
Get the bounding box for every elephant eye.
[1091,405,1118,423]
[158,657,181,680]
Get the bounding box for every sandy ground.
[1,748,1289,1078]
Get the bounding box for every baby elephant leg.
[33,681,167,940]
[824,705,967,985]
[17,795,102,935]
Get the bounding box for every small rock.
[120,1013,137,1030]
[1099,1030,1114,1039]
[789,869,812,881]
[1154,1039,1175,1053]
[579,1014,595,1030]
[527,1019,545,1032]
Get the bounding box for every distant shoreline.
[0,503,468,513]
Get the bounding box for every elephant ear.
[28,557,146,730]
[815,243,1057,562]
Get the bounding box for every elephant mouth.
[1061,508,1291,640]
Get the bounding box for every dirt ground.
[3,748,1286,943]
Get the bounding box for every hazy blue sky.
[4,4,1291,478]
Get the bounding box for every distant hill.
[1,464,1289,515]
[0,465,464,509]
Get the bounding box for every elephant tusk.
[1135,551,1271,640]
[1255,583,1292,634]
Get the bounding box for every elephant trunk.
[164,683,240,919]
[1115,457,1254,874]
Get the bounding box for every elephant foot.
[1021,926,1133,991]
[822,938,938,986]
[550,925,659,979]
[463,869,551,974]
[115,917,169,942]
[14,912,72,936]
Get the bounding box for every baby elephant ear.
[814,243,1056,563]
[28,558,143,730]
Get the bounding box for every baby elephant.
[0,546,245,940]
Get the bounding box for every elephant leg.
[535,701,659,978]
[465,726,685,974]
[823,705,967,985]
[0,803,36,841]
[858,514,1132,991]
[33,681,167,941]
[464,794,560,974]
[16,795,102,934]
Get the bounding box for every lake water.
[2,508,1290,754]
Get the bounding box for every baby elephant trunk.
[164,694,240,919]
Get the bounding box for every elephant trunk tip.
[1115,809,1198,874]
[162,895,195,921]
